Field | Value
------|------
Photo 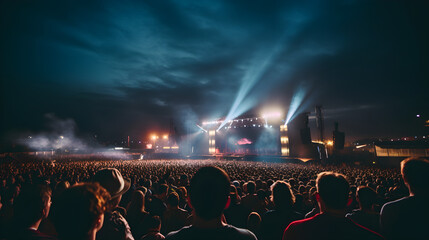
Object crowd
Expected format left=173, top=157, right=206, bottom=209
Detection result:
left=0, top=157, right=427, bottom=240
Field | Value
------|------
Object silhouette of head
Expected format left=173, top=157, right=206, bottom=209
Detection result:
left=189, top=166, right=230, bottom=220
left=54, top=183, right=110, bottom=240
left=401, top=157, right=429, bottom=196
left=316, top=172, right=350, bottom=210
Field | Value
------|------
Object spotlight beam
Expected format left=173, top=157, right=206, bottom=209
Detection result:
left=285, top=83, right=312, bottom=125
left=196, top=124, right=208, bottom=133
left=218, top=43, right=284, bottom=130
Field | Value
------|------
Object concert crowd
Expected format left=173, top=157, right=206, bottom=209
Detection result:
left=0, top=157, right=428, bottom=240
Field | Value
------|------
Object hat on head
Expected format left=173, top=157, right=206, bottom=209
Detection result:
left=92, top=168, right=130, bottom=199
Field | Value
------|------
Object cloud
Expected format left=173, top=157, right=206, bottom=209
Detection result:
left=2, top=0, right=428, bottom=141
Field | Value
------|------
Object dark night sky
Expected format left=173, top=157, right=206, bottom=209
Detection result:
left=1, top=0, right=428, bottom=144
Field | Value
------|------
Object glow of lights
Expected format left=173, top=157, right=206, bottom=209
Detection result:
left=202, top=120, right=223, bottom=125
left=285, top=83, right=310, bottom=125
left=151, top=135, right=157, bottom=140
left=217, top=45, right=283, bottom=131
left=60, top=136, right=64, bottom=139
left=147, top=144, right=153, bottom=149
left=261, top=111, right=282, bottom=119
left=281, top=147, right=289, bottom=156
left=237, top=138, right=252, bottom=145
left=196, top=124, right=208, bottom=132
left=355, top=144, right=367, bottom=149
left=163, top=135, right=168, bottom=140
left=417, top=114, right=420, bottom=118
left=326, top=140, right=333, bottom=146
left=281, top=137, right=289, bottom=144
left=163, top=146, right=171, bottom=149
left=209, top=147, right=216, bottom=154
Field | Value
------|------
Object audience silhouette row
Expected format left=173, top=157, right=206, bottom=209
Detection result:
left=0, top=157, right=428, bottom=239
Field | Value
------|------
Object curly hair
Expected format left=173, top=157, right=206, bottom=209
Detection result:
left=270, top=181, right=295, bottom=210
left=53, top=182, right=110, bottom=240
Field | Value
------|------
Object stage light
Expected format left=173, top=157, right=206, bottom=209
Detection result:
left=281, top=137, right=289, bottom=144
left=261, top=111, right=282, bottom=119
left=217, top=44, right=283, bottom=131
left=151, top=135, right=158, bottom=140
left=326, top=140, right=333, bottom=146
left=285, top=83, right=311, bottom=125
left=196, top=124, right=208, bottom=133
left=163, top=135, right=168, bottom=140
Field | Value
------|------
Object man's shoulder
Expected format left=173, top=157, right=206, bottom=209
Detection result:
left=283, top=216, right=316, bottom=240
left=381, top=196, right=411, bottom=214
left=284, top=214, right=383, bottom=240
left=166, top=225, right=256, bottom=240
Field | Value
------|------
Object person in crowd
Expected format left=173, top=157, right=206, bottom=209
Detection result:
left=0, top=185, right=20, bottom=231
left=224, top=185, right=248, bottom=228
left=292, top=193, right=306, bottom=215
left=92, top=168, right=134, bottom=240
left=241, top=181, right=259, bottom=213
left=304, top=191, right=319, bottom=219
left=53, top=183, right=109, bottom=240
left=247, top=212, right=261, bottom=239
left=126, top=190, right=150, bottom=239
left=140, top=215, right=165, bottom=240
left=282, top=172, right=383, bottom=240
left=8, top=183, right=55, bottom=240
left=346, top=186, right=379, bottom=233
left=260, top=181, right=303, bottom=240
left=162, top=192, right=190, bottom=235
left=147, top=184, right=168, bottom=219
left=175, top=187, right=189, bottom=211
left=380, top=158, right=429, bottom=240
left=165, top=166, right=257, bottom=240
left=254, top=190, right=268, bottom=217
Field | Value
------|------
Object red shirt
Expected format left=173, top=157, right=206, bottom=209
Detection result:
left=283, top=213, right=383, bottom=240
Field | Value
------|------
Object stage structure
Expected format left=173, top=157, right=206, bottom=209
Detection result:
left=200, top=114, right=285, bottom=156
left=196, top=111, right=327, bottom=160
